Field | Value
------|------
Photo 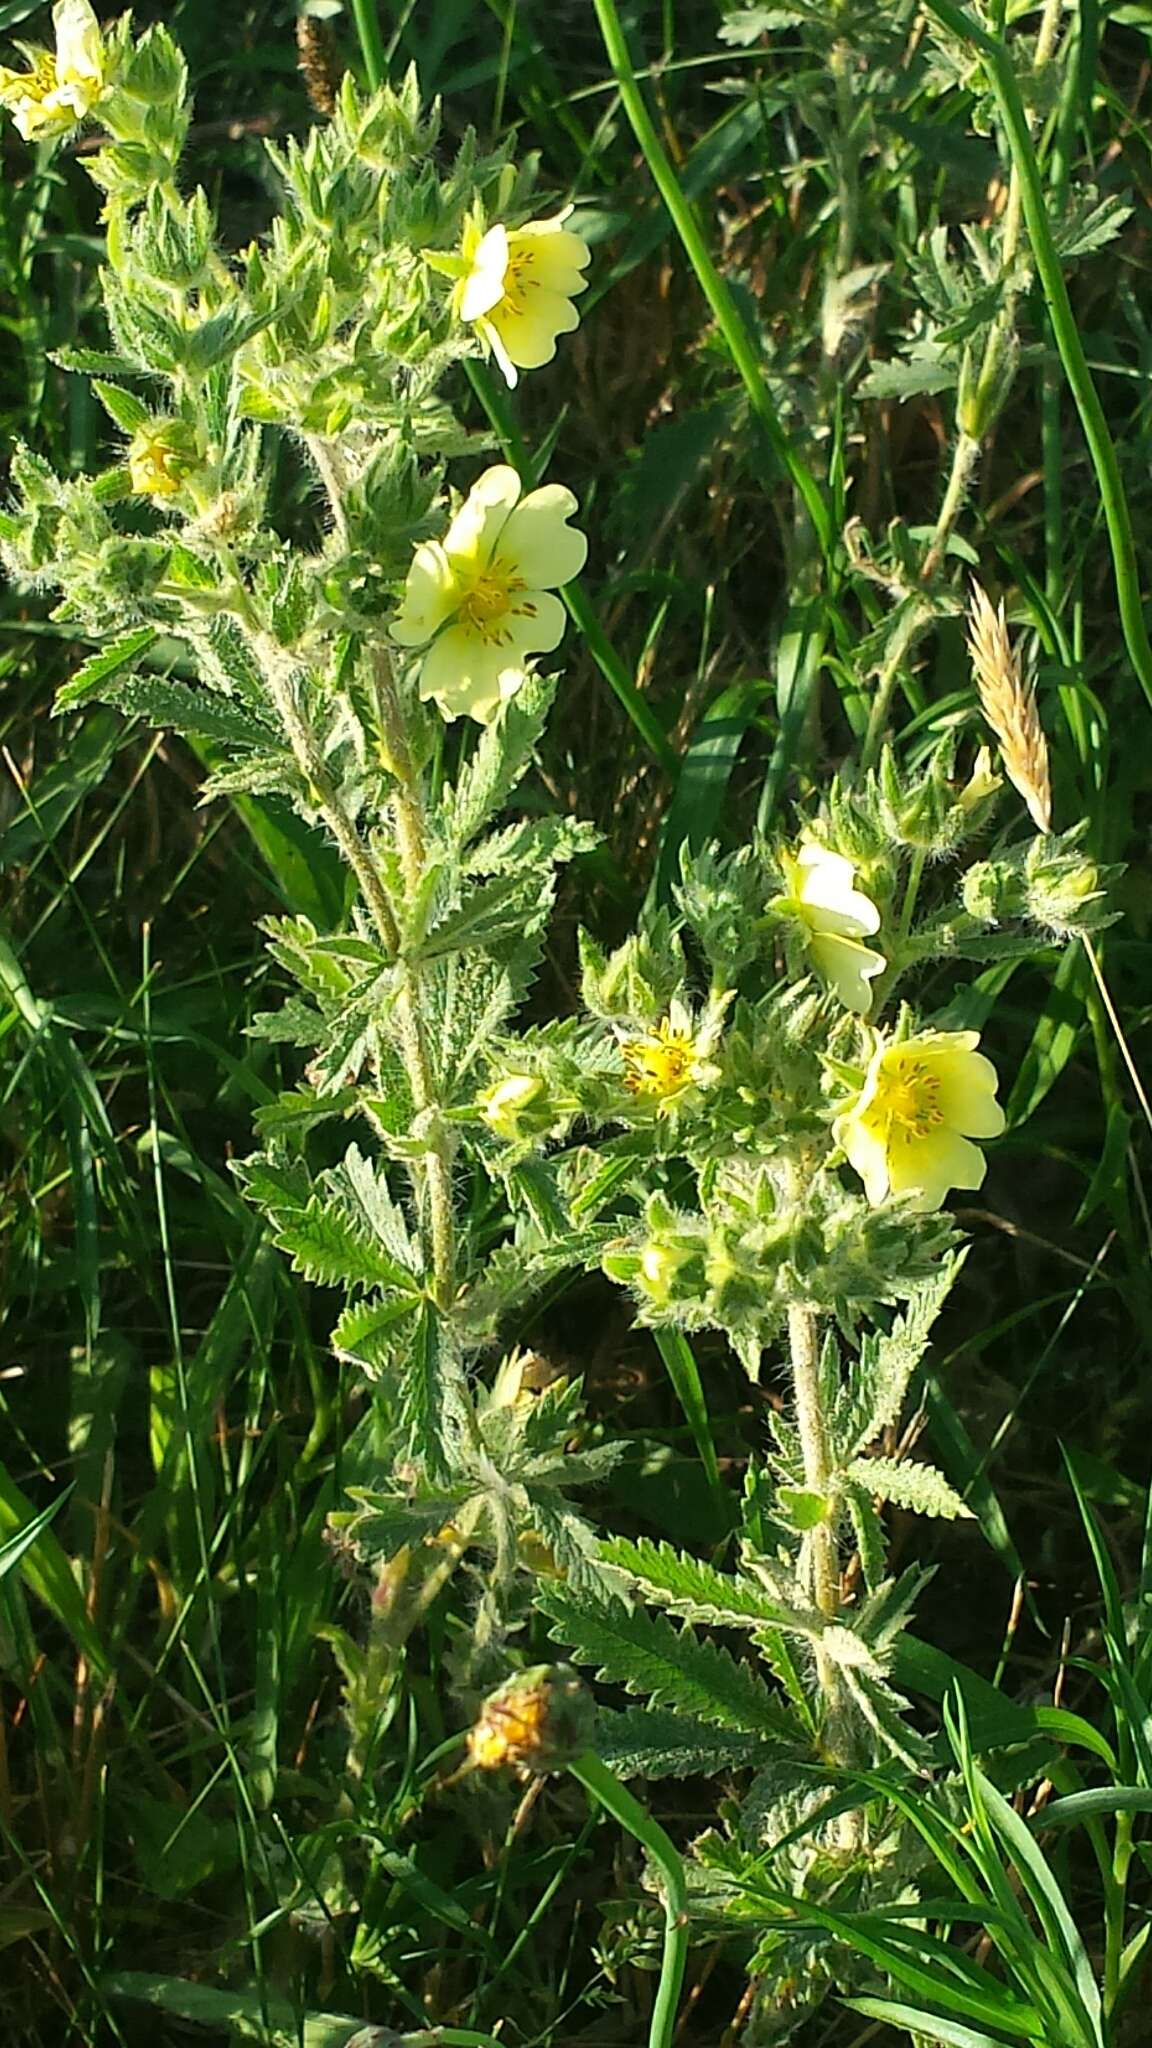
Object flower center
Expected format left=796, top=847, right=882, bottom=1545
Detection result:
left=622, top=1021, right=696, bottom=1100
left=879, top=1059, right=943, bottom=1138
left=457, top=558, right=528, bottom=640
left=498, top=247, right=536, bottom=314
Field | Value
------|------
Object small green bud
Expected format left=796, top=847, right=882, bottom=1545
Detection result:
left=480, top=1072, right=546, bottom=1143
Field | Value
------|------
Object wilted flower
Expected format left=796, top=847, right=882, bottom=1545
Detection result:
left=958, top=744, right=1002, bottom=814
left=469, top=1665, right=594, bottom=1773
left=391, top=464, right=586, bottom=724
left=779, top=842, right=886, bottom=1015
left=0, top=0, right=106, bottom=142
left=451, top=209, right=590, bottom=388
left=618, top=995, right=727, bottom=1115
left=833, top=1029, right=1005, bottom=1212
left=127, top=420, right=199, bottom=498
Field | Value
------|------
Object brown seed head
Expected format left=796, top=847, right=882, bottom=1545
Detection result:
left=967, top=583, right=1052, bottom=835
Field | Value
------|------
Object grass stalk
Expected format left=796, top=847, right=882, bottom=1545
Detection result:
left=567, top=1750, right=689, bottom=2048
left=590, top=0, right=833, bottom=556
left=348, top=0, right=387, bottom=91
left=921, top=0, right=1152, bottom=713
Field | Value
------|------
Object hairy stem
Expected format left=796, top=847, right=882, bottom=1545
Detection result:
left=567, top=1751, right=688, bottom=2048
left=254, top=632, right=400, bottom=952
left=787, top=1304, right=840, bottom=1624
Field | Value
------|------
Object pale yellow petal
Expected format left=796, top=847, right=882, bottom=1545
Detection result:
left=834, top=1108, right=892, bottom=1206
left=485, top=289, right=581, bottom=372
left=497, top=483, right=587, bottom=589
left=417, top=623, right=526, bottom=725
left=501, top=587, right=567, bottom=657
left=458, top=222, right=509, bottom=321
left=887, top=1128, right=987, bottom=1211
left=53, top=0, right=103, bottom=92
left=929, top=1049, right=1006, bottom=1138
left=510, top=218, right=591, bottom=296
left=796, top=843, right=881, bottom=939
left=808, top=931, right=886, bottom=1015
left=390, top=540, right=459, bottom=647
left=475, top=314, right=519, bottom=389
left=441, top=464, right=522, bottom=573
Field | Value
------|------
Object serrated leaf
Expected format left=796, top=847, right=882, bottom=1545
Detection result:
left=858, top=357, right=959, bottom=401
left=270, top=1194, right=419, bottom=1293
left=442, top=673, right=556, bottom=850
left=106, top=674, right=274, bottom=747
left=400, top=1303, right=470, bottom=1481
left=833, top=1257, right=962, bottom=1461
left=539, top=1582, right=801, bottom=1740
left=595, top=1706, right=769, bottom=1780
left=55, top=628, right=158, bottom=712
left=602, top=1535, right=820, bottom=1640
left=848, top=1456, right=973, bottom=1522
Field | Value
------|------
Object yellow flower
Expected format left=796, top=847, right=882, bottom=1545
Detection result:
left=127, top=421, right=198, bottom=498
left=391, top=464, right=587, bottom=725
left=781, top=841, right=886, bottom=1015
left=619, top=995, right=726, bottom=1115
left=452, top=209, right=590, bottom=389
left=0, top=0, right=105, bottom=141
left=833, top=1028, right=1005, bottom=1212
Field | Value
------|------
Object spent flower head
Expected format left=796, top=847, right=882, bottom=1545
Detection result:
left=469, top=1664, right=594, bottom=1773
left=391, top=464, right=586, bottom=724
left=449, top=209, right=590, bottom=388
left=777, top=841, right=886, bottom=1015
left=833, top=1027, right=1005, bottom=1212
left=0, top=0, right=106, bottom=141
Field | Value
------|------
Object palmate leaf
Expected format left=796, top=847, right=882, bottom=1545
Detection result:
left=833, top=1256, right=962, bottom=1461
left=602, top=1536, right=821, bottom=1642
left=538, top=1582, right=803, bottom=1742
left=848, top=1456, right=973, bottom=1522
left=596, top=1706, right=770, bottom=1780
left=442, top=672, right=556, bottom=850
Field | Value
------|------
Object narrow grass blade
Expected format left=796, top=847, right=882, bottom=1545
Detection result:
left=652, top=1327, right=723, bottom=1505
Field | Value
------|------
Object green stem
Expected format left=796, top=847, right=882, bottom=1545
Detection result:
left=787, top=1304, right=839, bottom=1627
left=1104, top=1811, right=1134, bottom=2015
left=921, top=0, right=1152, bottom=713
left=590, top=0, right=833, bottom=556
left=348, top=0, right=387, bottom=90
left=567, top=1751, right=689, bottom=2048
left=252, top=632, right=401, bottom=952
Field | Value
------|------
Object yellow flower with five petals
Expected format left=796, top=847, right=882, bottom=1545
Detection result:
left=391, top=464, right=587, bottom=725
left=833, top=1028, right=1005, bottom=1212
left=780, top=841, right=886, bottom=1015
left=451, top=209, right=590, bottom=389
left=0, top=0, right=106, bottom=142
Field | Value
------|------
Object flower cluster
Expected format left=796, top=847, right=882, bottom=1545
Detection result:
left=0, top=0, right=105, bottom=141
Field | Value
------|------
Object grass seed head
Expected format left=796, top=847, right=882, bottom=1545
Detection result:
left=967, top=583, right=1052, bottom=835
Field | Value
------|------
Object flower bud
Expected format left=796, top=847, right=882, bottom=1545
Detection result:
left=127, top=419, right=199, bottom=498
left=1025, top=839, right=1110, bottom=937
left=469, top=1664, right=595, bottom=1774
left=480, top=1072, right=546, bottom=1142
left=637, top=1238, right=692, bottom=1307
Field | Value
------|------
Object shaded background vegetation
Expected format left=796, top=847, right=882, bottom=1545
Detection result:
left=2, top=0, right=1152, bottom=2041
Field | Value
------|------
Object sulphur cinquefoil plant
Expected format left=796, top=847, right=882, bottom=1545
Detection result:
left=0, top=6, right=1120, bottom=2043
